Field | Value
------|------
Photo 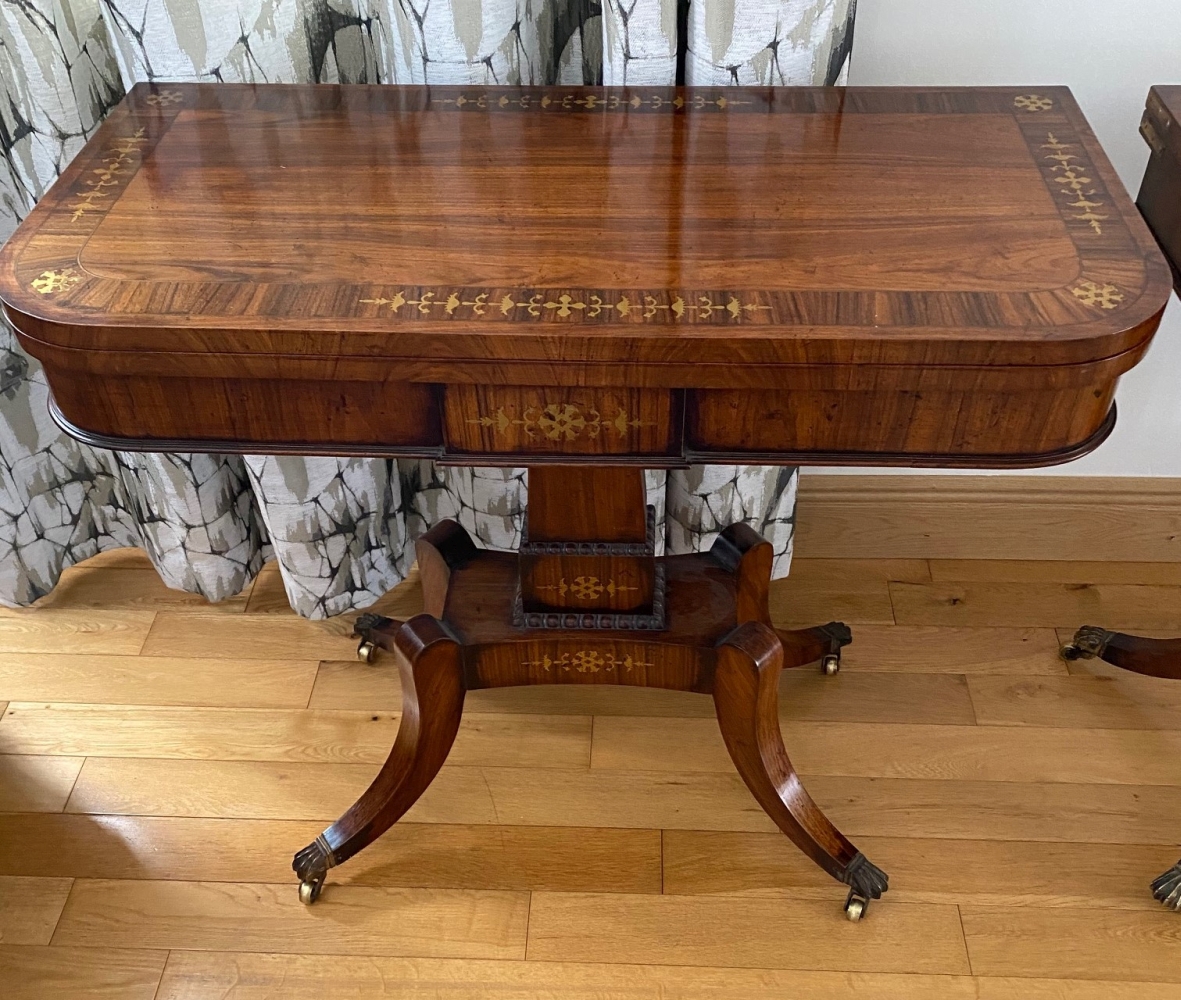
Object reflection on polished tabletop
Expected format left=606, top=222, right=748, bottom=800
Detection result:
left=0, top=83, right=1170, bottom=465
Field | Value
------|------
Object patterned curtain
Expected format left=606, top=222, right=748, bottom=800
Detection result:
left=0, top=0, right=856, bottom=618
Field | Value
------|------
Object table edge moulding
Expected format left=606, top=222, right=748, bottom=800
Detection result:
left=0, top=82, right=1172, bottom=921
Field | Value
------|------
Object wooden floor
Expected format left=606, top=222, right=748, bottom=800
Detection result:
left=2, top=549, right=1181, bottom=998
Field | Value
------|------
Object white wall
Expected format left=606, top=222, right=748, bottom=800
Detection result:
left=829, top=0, right=1181, bottom=476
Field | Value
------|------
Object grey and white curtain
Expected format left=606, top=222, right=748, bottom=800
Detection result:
left=0, top=0, right=855, bottom=618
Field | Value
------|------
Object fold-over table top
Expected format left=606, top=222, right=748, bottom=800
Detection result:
left=0, top=83, right=1170, bottom=371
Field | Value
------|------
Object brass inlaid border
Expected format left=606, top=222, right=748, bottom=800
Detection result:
left=145, top=89, right=184, bottom=107
left=536, top=576, right=640, bottom=601
left=360, top=290, right=771, bottom=322
left=432, top=91, right=749, bottom=112
left=467, top=402, right=655, bottom=441
left=522, top=649, right=656, bottom=674
left=1014, top=94, right=1054, bottom=113
left=1042, top=132, right=1108, bottom=235
left=69, top=128, right=149, bottom=222
left=1071, top=280, right=1124, bottom=310
left=21, top=88, right=1147, bottom=327
left=31, top=268, right=81, bottom=295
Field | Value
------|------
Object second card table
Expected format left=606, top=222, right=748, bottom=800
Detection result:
left=0, top=83, right=1171, bottom=920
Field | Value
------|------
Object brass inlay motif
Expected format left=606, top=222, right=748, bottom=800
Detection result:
left=145, top=89, right=183, bottom=106
left=361, top=290, right=771, bottom=323
left=1042, top=133, right=1107, bottom=235
left=537, top=576, right=640, bottom=601
left=432, top=92, right=748, bottom=111
left=1071, top=280, right=1124, bottom=310
left=69, top=128, right=148, bottom=222
left=31, top=268, right=81, bottom=294
left=1015, top=95, right=1053, bottom=112
left=523, top=650, right=655, bottom=674
left=468, top=402, right=654, bottom=442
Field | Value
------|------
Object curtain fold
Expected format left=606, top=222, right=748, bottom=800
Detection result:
left=0, top=0, right=855, bottom=616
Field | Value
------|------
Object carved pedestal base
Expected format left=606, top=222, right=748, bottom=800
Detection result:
left=1063, top=625, right=1181, bottom=910
left=295, top=502, right=888, bottom=919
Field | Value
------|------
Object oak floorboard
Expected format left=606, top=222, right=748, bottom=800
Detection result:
left=661, top=830, right=1180, bottom=909
left=0, top=703, right=592, bottom=768
left=248, top=562, right=427, bottom=619
left=63, top=758, right=764, bottom=829
left=783, top=559, right=933, bottom=586
left=241, top=561, right=294, bottom=615
left=767, top=571, right=895, bottom=627
left=891, top=581, right=1181, bottom=630
left=838, top=625, right=1066, bottom=675
left=311, top=658, right=720, bottom=716
left=75, top=548, right=154, bottom=569
left=590, top=717, right=1181, bottom=785
left=525, top=892, right=970, bottom=974
left=0, top=876, right=73, bottom=944
left=141, top=612, right=357, bottom=660
left=968, top=673, right=1181, bottom=729
left=0, top=814, right=662, bottom=893
left=794, top=476, right=1181, bottom=564
left=246, top=562, right=425, bottom=619
left=0, top=945, right=166, bottom=1000
left=0, top=609, right=154, bottom=655
left=0, top=653, right=319, bottom=709
left=62, top=759, right=1181, bottom=843
left=52, top=879, right=529, bottom=960
left=34, top=566, right=247, bottom=612
left=930, top=560, right=1181, bottom=585
left=311, top=659, right=976, bottom=725
left=961, top=906, right=1181, bottom=983
left=64, top=758, right=393, bottom=822
left=0, top=754, right=84, bottom=812
left=151, top=952, right=1181, bottom=1000
left=973, top=981, right=1181, bottom=1000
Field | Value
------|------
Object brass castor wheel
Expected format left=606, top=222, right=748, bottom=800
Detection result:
left=841, top=854, right=886, bottom=920
left=299, top=874, right=325, bottom=905
left=844, top=893, right=866, bottom=921
left=822, top=653, right=840, bottom=676
left=357, top=639, right=377, bottom=663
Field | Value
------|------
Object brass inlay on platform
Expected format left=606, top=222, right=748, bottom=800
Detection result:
left=360, top=290, right=771, bottom=323
left=1015, top=95, right=1053, bottom=112
left=468, top=402, right=654, bottom=442
left=537, top=576, right=640, bottom=601
left=31, top=268, right=81, bottom=294
left=523, top=650, right=655, bottom=674
left=69, top=128, right=148, bottom=222
left=1071, top=280, right=1124, bottom=310
left=1042, top=133, right=1107, bottom=235
left=432, top=92, right=748, bottom=112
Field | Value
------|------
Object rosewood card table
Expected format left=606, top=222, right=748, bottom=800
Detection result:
left=0, top=83, right=1171, bottom=921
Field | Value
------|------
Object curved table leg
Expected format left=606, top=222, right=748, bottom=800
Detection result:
left=1153, top=863, right=1181, bottom=911
left=1062, top=626, right=1181, bottom=680
left=350, top=518, right=477, bottom=663
left=775, top=622, right=853, bottom=676
left=1063, top=625, right=1181, bottom=909
left=714, top=620, right=888, bottom=919
left=292, top=614, right=465, bottom=903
